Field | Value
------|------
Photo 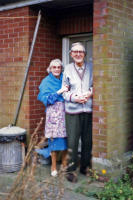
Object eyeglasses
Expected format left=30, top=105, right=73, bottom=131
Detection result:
left=52, top=66, right=61, bottom=69
left=71, top=50, right=85, bottom=54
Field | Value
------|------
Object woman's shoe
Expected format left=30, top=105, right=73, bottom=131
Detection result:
left=51, top=170, right=58, bottom=177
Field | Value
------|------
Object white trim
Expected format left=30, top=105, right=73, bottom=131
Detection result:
left=62, top=37, right=69, bottom=66
left=67, top=33, right=92, bottom=39
left=0, top=0, right=53, bottom=12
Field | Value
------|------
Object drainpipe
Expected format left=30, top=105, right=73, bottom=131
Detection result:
left=12, top=10, right=41, bottom=126
left=0, top=0, right=53, bottom=11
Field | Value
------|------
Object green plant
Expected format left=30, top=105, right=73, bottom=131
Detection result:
left=97, top=174, right=133, bottom=200
left=75, top=186, right=98, bottom=198
left=89, top=169, right=99, bottom=181
left=126, top=164, right=133, bottom=185
left=88, top=168, right=109, bottom=183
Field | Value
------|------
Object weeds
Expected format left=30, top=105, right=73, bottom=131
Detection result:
left=97, top=174, right=133, bottom=200
left=2, top=117, right=65, bottom=200
left=96, top=154, right=133, bottom=200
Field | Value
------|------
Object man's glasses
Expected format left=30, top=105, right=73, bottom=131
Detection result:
left=71, top=50, right=85, bottom=54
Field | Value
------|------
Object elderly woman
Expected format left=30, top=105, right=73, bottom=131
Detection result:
left=36, top=59, right=68, bottom=177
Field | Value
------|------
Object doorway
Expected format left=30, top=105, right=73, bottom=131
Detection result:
left=62, top=33, right=93, bottom=153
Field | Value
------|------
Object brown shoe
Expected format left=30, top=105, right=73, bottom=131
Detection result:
left=66, top=172, right=78, bottom=183
left=80, top=167, right=92, bottom=176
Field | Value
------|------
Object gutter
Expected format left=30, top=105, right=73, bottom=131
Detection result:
left=0, top=0, right=53, bottom=12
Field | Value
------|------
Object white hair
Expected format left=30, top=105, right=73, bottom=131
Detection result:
left=47, top=59, right=63, bottom=73
left=70, top=42, right=85, bottom=52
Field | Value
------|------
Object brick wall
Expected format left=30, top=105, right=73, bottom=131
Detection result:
left=0, top=7, right=30, bottom=130
left=1, top=1, right=132, bottom=160
left=0, top=7, right=62, bottom=135
left=93, top=0, right=133, bottom=159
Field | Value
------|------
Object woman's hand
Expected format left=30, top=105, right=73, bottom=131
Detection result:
left=57, top=85, right=69, bottom=95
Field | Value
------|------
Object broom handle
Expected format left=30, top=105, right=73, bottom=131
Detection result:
left=12, top=10, right=41, bottom=126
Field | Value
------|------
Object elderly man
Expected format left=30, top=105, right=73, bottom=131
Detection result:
left=62, top=42, right=93, bottom=182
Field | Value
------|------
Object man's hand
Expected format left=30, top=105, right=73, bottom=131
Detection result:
left=82, top=90, right=93, bottom=100
left=74, top=95, right=87, bottom=104
left=74, top=89, right=93, bottom=104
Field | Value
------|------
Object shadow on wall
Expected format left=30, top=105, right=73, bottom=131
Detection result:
left=124, top=42, right=133, bottom=152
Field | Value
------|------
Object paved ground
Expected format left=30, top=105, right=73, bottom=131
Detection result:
left=0, top=160, right=103, bottom=200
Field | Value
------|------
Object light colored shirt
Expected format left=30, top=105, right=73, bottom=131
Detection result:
left=75, top=63, right=85, bottom=74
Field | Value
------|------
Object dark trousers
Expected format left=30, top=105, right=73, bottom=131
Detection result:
left=65, top=112, right=92, bottom=172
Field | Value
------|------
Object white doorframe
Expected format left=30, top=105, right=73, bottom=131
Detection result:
left=62, top=37, right=69, bottom=66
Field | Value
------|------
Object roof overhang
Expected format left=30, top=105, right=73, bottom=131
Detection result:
left=0, top=0, right=53, bottom=11
left=0, top=0, right=93, bottom=12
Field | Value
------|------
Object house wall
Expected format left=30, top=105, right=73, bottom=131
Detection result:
left=93, top=0, right=133, bottom=160
left=2, top=0, right=133, bottom=163
left=0, top=7, right=30, bottom=130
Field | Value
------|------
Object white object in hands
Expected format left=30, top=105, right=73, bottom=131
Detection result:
left=74, top=88, right=93, bottom=103
left=74, top=94, right=86, bottom=103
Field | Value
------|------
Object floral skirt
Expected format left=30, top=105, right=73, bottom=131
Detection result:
left=45, top=102, right=67, bottom=138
